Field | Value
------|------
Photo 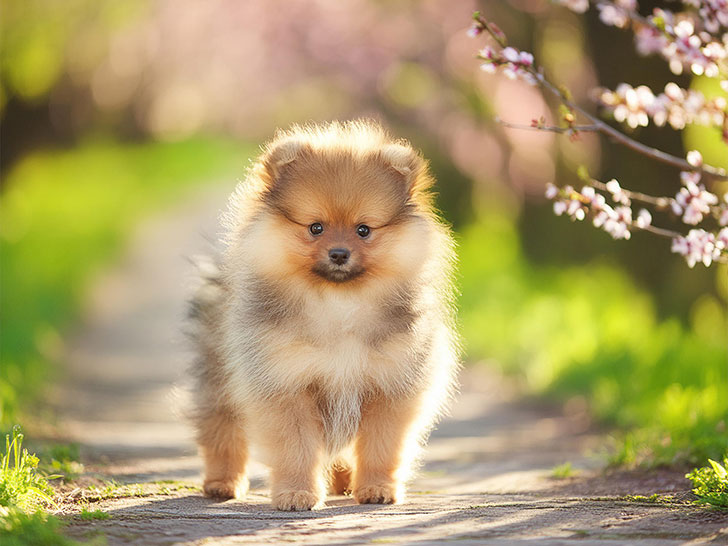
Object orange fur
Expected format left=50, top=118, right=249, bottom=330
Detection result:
left=190, top=120, right=460, bottom=511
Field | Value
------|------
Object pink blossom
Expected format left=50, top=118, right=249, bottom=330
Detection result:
left=686, top=150, right=703, bottom=167
left=698, top=0, right=728, bottom=33
left=596, top=1, right=638, bottom=29
left=604, top=206, right=633, bottom=240
left=545, top=183, right=559, bottom=199
left=671, top=229, right=724, bottom=267
left=596, top=82, right=727, bottom=132
left=673, top=172, right=719, bottom=225
left=467, top=23, right=483, bottom=38
left=555, top=0, right=589, bottom=13
left=635, top=209, right=652, bottom=229
left=718, top=227, right=728, bottom=249
left=606, top=178, right=630, bottom=205
left=720, top=194, right=728, bottom=226
left=502, top=47, right=520, bottom=63
left=477, top=45, right=538, bottom=86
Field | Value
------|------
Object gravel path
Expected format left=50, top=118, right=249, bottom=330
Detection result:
left=55, top=182, right=728, bottom=545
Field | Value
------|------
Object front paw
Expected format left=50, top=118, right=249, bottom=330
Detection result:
left=272, top=489, right=320, bottom=511
left=203, top=477, right=248, bottom=499
left=353, top=483, right=399, bottom=504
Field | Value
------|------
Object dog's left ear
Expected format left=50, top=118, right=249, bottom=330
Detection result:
left=378, top=143, right=432, bottom=193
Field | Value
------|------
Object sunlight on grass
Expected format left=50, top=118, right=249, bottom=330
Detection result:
left=0, top=137, right=253, bottom=427
left=686, top=456, right=728, bottom=509
left=0, top=427, right=55, bottom=513
left=77, top=508, right=110, bottom=522
left=550, top=462, right=577, bottom=479
left=458, top=212, right=728, bottom=466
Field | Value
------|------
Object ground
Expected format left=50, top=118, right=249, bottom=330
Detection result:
left=50, top=182, right=727, bottom=545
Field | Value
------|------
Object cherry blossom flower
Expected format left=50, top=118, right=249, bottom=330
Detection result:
left=467, top=23, right=483, bottom=38
left=555, top=0, right=589, bottom=13
left=606, top=179, right=630, bottom=205
left=597, top=0, right=636, bottom=29
left=686, top=150, right=703, bottom=167
left=720, top=194, right=728, bottom=226
left=719, top=226, right=728, bottom=248
left=556, top=1, right=728, bottom=78
left=671, top=228, right=725, bottom=267
left=596, top=83, right=727, bottom=133
left=673, top=170, right=720, bottom=225
left=635, top=209, right=652, bottom=229
left=470, top=6, right=728, bottom=268
left=476, top=45, right=537, bottom=85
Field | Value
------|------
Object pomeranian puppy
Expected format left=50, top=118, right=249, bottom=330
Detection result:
left=189, top=120, right=459, bottom=511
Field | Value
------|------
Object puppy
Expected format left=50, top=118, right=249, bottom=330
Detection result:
left=190, top=120, right=459, bottom=510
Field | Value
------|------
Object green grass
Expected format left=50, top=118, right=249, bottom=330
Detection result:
left=458, top=212, right=728, bottom=467
left=0, top=427, right=55, bottom=513
left=77, top=508, right=110, bottom=521
left=620, top=493, right=677, bottom=504
left=0, top=509, right=79, bottom=546
left=39, top=443, right=83, bottom=483
left=550, top=462, right=577, bottom=479
left=686, top=456, right=728, bottom=508
left=0, top=137, right=252, bottom=427
left=0, top=427, right=78, bottom=546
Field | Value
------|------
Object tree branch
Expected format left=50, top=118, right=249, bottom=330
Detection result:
left=472, top=13, right=728, bottom=181
left=496, top=118, right=600, bottom=134
left=532, top=70, right=728, bottom=180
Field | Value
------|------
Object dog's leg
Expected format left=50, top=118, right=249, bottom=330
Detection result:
left=352, top=395, right=420, bottom=504
left=198, top=407, right=249, bottom=499
left=257, top=393, right=326, bottom=511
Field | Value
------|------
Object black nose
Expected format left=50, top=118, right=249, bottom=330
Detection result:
left=328, top=248, right=350, bottom=265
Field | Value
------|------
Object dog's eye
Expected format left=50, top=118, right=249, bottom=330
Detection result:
left=356, top=225, right=371, bottom=238
left=309, top=223, right=324, bottom=236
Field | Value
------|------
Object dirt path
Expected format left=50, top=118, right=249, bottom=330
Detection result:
left=54, top=182, right=728, bottom=545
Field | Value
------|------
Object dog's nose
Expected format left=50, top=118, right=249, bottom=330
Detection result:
left=328, top=248, right=350, bottom=265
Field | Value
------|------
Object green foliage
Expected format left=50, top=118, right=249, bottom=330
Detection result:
left=621, top=493, right=677, bottom=504
left=0, top=138, right=251, bottom=427
left=458, top=212, right=728, bottom=466
left=686, top=456, right=728, bottom=508
left=0, top=508, right=77, bottom=546
left=40, top=444, right=83, bottom=483
left=0, top=0, right=147, bottom=103
left=0, top=427, right=55, bottom=513
left=77, top=508, right=110, bottom=521
left=550, top=462, right=577, bottom=478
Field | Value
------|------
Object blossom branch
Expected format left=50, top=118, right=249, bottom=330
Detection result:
left=558, top=0, right=728, bottom=77
left=496, top=117, right=600, bottom=134
left=472, top=12, right=728, bottom=180
left=587, top=178, right=670, bottom=208
left=469, top=7, right=728, bottom=268
left=546, top=181, right=728, bottom=266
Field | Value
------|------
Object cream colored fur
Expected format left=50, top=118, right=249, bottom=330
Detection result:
left=190, top=120, right=459, bottom=511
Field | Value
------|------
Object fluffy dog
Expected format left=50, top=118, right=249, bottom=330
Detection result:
left=190, top=120, right=459, bottom=510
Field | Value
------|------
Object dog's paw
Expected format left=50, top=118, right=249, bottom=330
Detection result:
left=272, top=489, right=320, bottom=511
left=203, top=478, right=248, bottom=499
left=353, top=483, right=399, bottom=504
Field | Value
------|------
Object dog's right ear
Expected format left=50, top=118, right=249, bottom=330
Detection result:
left=262, top=137, right=309, bottom=184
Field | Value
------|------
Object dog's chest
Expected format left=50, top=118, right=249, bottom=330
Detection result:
left=305, top=292, right=373, bottom=335
left=299, top=292, right=389, bottom=380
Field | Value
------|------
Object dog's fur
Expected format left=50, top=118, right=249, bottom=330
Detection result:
left=190, top=120, right=459, bottom=511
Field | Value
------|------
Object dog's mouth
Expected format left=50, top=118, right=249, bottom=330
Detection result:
left=311, top=263, right=365, bottom=283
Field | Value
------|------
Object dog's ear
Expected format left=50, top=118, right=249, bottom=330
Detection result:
left=262, top=137, right=309, bottom=183
left=378, top=143, right=432, bottom=193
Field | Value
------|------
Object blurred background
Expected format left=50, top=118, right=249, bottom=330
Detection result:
left=1, top=0, right=726, bottom=467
